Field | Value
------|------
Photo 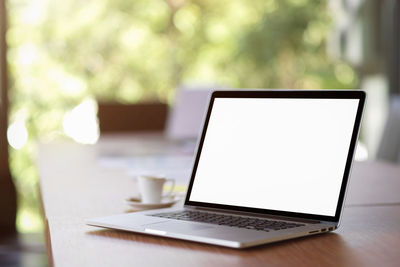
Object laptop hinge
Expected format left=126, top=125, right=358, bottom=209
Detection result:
left=183, top=205, right=322, bottom=224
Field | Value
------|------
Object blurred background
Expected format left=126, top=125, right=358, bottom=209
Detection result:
left=0, top=0, right=399, bottom=264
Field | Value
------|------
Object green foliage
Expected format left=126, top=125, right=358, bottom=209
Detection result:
left=6, top=0, right=358, bottom=232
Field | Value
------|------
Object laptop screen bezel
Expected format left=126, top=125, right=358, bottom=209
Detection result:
left=184, top=90, right=366, bottom=223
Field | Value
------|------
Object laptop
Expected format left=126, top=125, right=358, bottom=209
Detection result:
left=87, top=90, right=366, bottom=248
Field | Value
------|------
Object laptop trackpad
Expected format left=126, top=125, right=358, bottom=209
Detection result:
left=144, top=220, right=267, bottom=243
left=145, top=221, right=215, bottom=233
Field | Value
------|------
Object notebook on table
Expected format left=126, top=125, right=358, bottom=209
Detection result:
left=87, top=90, right=366, bottom=248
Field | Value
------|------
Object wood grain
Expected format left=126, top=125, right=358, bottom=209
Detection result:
left=37, top=138, right=400, bottom=267
left=46, top=206, right=400, bottom=267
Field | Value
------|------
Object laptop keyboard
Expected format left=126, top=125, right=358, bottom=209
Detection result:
left=150, top=210, right=305, bottom=232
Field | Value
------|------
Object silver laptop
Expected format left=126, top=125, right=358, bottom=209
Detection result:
left=87, top=90, right=366, bottom=248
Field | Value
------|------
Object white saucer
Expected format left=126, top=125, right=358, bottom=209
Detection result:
left=125, top=195, right=181, bottom=210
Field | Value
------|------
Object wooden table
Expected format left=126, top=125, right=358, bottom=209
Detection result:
left=37, top=137, right=400, bottom=267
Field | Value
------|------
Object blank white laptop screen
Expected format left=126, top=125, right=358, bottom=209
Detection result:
left=189, top=98, right=360, bottom=216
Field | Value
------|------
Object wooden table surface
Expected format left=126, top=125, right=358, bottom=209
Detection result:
left=37, top=137, right=400, bottom=267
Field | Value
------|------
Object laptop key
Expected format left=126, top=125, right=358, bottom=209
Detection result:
left=150, top=211, right=305, bottom=232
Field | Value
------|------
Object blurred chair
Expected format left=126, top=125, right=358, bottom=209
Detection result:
left=166, top=85, right=215, bottom=140
left=97, top=102, right=168, bottom=133
left=376, top=95, right=400, bottom=163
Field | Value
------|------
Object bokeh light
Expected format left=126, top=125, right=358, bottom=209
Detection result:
left=63, top=99, right=99, bottom=144
left=7, top=121, right=28, bottom=150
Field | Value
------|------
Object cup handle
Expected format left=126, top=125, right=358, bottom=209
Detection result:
left=163, top=178, right=175, bottom=198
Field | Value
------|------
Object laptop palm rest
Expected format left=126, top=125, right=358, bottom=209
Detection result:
left=144, top=220, right=270, bottom=242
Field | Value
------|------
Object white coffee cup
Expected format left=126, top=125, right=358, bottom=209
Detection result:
left=137, top=175, right=175, bottom=204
